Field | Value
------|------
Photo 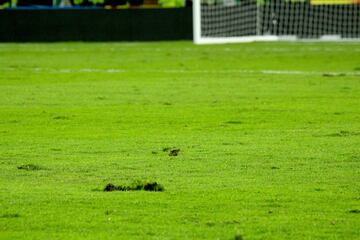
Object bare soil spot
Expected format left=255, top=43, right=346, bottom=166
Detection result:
left=104, top=181, right=164, bottom=192
left=163, top=147, right=180, bottom=156
left=104, top=183, right=118, bottom=192
left=144, top=182, right=164, bottom=191
left=169, top=148, right=180, bottom=156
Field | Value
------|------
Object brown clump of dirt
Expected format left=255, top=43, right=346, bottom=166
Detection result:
left=104, top=183, right=118, bottom=192
left=143, top=182, right=164, bottom=191
left=162, top=147, right=180, bottom=156
left=103, top=181, right=164, bottom=192
left=169, top=148, right=180, bottom=156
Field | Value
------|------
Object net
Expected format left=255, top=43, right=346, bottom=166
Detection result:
left=193, top=0, right=360, bottom=43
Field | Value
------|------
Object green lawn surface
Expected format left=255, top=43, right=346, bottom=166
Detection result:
left=0, top=42, right=359, bottom=239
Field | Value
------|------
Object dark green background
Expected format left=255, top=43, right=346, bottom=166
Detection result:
left=0, top=8, right=193, bottom=42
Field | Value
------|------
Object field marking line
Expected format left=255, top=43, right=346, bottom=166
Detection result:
left=1, top=67, right=359, bottom=76
left=1, top=45, right=359, bottom=53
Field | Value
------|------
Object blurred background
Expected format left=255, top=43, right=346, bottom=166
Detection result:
left=0, top=0, right=191, bottom=8
left=0, top=0, right=194, bottom=42
left=0, top=0, right=358, bottom=42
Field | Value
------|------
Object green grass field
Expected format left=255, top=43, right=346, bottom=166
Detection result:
left=0, top=42, right=360, bottom=239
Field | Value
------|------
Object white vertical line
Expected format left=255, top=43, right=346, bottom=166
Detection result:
left=193, top=0, right=202, bottom=44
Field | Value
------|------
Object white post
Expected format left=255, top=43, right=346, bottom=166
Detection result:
left=256, top=3, right=261, bottom=36
left=193, top=0, right=202, bottom=44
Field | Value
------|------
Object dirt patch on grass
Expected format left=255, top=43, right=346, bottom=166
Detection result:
left=104, top=183, right=118, bottom=192
left=17, top=164, right=43, bottom=171
left=163, top=147, right=180, bottom=156
left=143, top=182, right=164, bottom=191
left=104, top=180, right=164, bottom=192
left=169, top=148, right=180, bottom=156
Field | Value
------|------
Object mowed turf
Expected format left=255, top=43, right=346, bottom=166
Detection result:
left=0, top=42, right=359, bottom=239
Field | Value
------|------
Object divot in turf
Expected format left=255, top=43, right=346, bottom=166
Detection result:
left=349, top=209, right=360, bottom=214
left=163, top=147, right=180, bottom=156
left=17, top=164, right=43, bottom=171
left=104, top=181, right=164, bottom=192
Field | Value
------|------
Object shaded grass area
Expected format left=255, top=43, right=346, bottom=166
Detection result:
left=0, top=42, right=360, bottom=239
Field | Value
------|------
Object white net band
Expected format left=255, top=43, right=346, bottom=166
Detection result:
left=194, top=0, right=360, bottom=43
